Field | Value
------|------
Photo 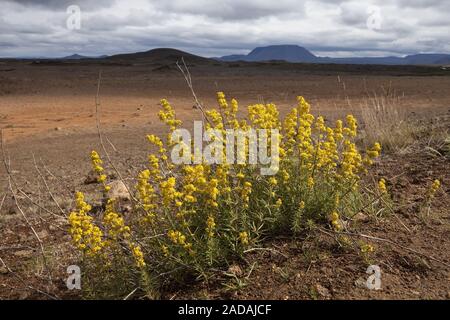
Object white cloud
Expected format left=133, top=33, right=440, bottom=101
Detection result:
left=0, top=0, right=448, bottom=58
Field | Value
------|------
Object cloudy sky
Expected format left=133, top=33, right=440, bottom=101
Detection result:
left=1, top=0, right=449, bottom=58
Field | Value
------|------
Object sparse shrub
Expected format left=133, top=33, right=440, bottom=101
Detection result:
left=68, top=93, right=382, bottom=298
left=360, top=93, right=416, bottom=152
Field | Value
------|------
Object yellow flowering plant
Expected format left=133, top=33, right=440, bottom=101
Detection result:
left=68, top=93, right=383, bottom=298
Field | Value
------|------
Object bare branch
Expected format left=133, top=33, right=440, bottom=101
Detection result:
left=32, top=153, right=66, bottom=216
left=1, top=129, right=53, bottom=284
left=176, top=57, right=213, bottom=127
left=94, top=71, right=139, bottom=203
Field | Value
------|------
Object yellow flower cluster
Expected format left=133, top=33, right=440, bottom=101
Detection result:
left=147, top=134, right=167, bottom=160
left=296, top=96, right=315, bottom=163
left=71, top=92, right=387, bottom=291
left=206, top=215, right=216, bottom=237
left=103, top=199, right=146, bottom=268
left=241, top=181, right=252, bottom=207
left=131, top=244, right=146, bottom=268
left=147, top=154, right=162, bottom=181
left=365, top=142, right=382, bottom=166
left=329, top=211, right=343, bottom=231
left=103, top=199, right=130, bottom=240
left=217, top=92, right=239, bottom=129
left=428, top=179, right=441, bottom=197
left=360, top=243, right=375, bottom=253
left=181, top=164, right=221, bottom=207
left=137, top=169, right=157, bottom=220
left=91, top=150, right=109, bottom=191
left=248, top=103, right=280, bottom=129
left=160, top=177, right=182, bottom=206
left=158, top=99, right=182, bottom=145
left=168, top=230, right=192, bottom=252
left=239, top=231, right=249, bottom=245
left=343, top=115, right=357, bottom=137
left=378, top=178, right=387, bottom=194
left=68, top=192, right=104, bottom=256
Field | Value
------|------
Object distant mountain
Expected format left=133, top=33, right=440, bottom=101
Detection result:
left=107, top=48, right=213, bottom=64
left=61, top=54, right=108, bottom=60
left=221, top=45, right=317, bottom=63
left=219, top=45, right=450, bottom=66
left=9, top=46, right=450, bottom=66
left=219, top=54, right=248, bottom=62
left=249, top=45, right=317, bottom=62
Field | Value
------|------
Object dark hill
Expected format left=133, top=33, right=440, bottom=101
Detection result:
left=107, top=48, right=213, bottom=64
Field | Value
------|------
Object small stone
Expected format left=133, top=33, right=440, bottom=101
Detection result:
left=353, top=212, right=369, bottom=223
left=0, top=266, right=8, bottom=274
left=106, top=180, right=131, bottom=201
left=54, top=127, right=62, bottom=131
left=315, top=284, right=331, bottom=298
left=37, top=230, right=49, bottom=240
left=227, top=265, right=243, bottom=276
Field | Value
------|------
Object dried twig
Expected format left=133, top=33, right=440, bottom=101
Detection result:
left=0, top=193, right=6, bottom=214
left=32, top=153, right=66, bottom=216
left=243, top=247, right=288, bottom=258
left=1, top=129, right=53, bottom=283
left=123, top=287, right=139, bottom=300
left=176, top=57, right=212, bottom=127
left=94, top=71, right=139, bottom=203
left=40, top=157, right=74, bottom=199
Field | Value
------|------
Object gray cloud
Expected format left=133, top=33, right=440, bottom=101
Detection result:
left=0, top=0, right=449, bottom=58
left=152, top=0, right=304, bottom=20
left=9, top=0, right=117, bottom=10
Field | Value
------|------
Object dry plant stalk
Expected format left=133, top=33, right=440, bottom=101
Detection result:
left=360, top=91, right=415, bottom=152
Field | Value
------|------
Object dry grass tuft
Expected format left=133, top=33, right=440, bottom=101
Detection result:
left=360, top=92, right=418, bottom=152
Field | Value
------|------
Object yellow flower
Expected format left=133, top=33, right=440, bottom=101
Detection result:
left=329, top=211, right=342, bottom=231
left=343, top=115, right=357, bottom=137
left=360, top=243, right=374, bottom=254
left=103, top=199, right=130, bottom=240
left=307, top=177, right=314, bottom=188
left=428, top=179, right=441, bottom=197
left=206, top=215, right=216, bottom=237
left=378, top=178, right=387, bottom=194
left=90, top=150, right=109, bottom=190
left=131, top=244, right=146, bottom=268
left=269, top=177, right=278, bottom=186
left=161, top=245, right=169, bottom=257
left=160, top=177, right=180, bottom=206
left=239, top=231, right=249, bottom=245
left=68, top=192, right=105, bottom=256
left=158, top=99, right=182, bottom=145
left=275, top=198, right=282, bottom=208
